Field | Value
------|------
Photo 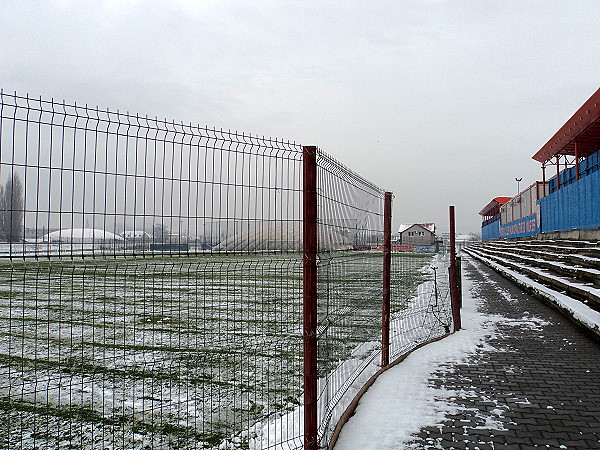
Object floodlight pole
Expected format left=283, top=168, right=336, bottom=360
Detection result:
left=542, top=164, right=546, bottom=185
left=303, top=146, right=318, bottom=450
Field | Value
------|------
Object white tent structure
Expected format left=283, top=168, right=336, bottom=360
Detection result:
left=213, top=222, right=351, bottom=252
left=44, top=228, right=124, bottom=244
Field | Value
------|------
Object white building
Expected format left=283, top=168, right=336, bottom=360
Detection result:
left=397, top=223, right=436, bottom=246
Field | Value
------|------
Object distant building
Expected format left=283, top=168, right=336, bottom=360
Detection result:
left=42, top=228, right=124, bottom=253
left=398, top=223, right=436, bottom=246
left=441, top=232, right=476, bottom=248
left=121, top=230, right=151, bottom=250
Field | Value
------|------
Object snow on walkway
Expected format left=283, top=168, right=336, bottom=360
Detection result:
left=333, top=257, right=536, bottom=449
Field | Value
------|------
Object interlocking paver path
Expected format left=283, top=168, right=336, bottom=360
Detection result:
left=407, top=255, right=600, bottom=449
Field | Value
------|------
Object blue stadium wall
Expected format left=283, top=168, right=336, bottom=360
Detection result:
left=482, top=219, right=500, bottom=240
left=539, top=167, right=600, bottom=233
left=482, top=215, right=539, bottom=240
left=482, top=150, right=600, bottom=239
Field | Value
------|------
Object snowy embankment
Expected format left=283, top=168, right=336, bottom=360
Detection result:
left=464, top=247, right=600, bottom=338
left=333, top=256, right=557, bottom=449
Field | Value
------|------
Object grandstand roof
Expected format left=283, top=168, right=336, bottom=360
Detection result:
left=479, top=197, right=512, bottom=217
left=533, top=87, right=600, bottom=163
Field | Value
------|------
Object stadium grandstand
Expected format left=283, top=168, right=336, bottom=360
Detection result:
left=480, top=87, right=600, bottom=240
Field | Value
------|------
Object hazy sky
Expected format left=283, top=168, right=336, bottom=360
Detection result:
left=1, top=0, right=598, bottom=233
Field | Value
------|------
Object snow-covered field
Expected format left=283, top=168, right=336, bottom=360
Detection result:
left=0, top=252, right=436, bottom=449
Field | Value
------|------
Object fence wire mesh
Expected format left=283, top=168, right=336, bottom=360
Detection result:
left=314, top=152, right=385, bottom=445
left=388, top=254, right=452, bottom=362
left=313, top=153, right=452, bottom=447
left=0, top=90, right=453, bottom=450
left=0, top=90, right=307, bottom=449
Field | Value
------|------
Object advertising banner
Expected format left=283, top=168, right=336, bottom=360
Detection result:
left=499, top=214, right=539, bottom=239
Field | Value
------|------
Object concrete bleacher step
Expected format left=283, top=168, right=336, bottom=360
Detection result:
left=465, top=244, right=600, bottom=312
left=505, top=240, right=600, bottom=260
left=479, top=241, right=600, bottom=287
left=485, top=238, right=600, bottom=254
left=474, top=242, right=600, bottom=287
left=462, top=247, right=600, bottom=339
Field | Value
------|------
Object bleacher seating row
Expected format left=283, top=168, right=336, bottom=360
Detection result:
left=463, top=239, right=600, bottom=337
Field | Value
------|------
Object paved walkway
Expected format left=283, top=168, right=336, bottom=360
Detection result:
left=336, top=255, right=600, bottom=449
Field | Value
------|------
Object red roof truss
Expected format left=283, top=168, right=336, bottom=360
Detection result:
left=533, top=88, right=600, bottom=164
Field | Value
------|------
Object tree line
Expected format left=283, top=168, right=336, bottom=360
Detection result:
left=0, top=173, right=24, bottom=242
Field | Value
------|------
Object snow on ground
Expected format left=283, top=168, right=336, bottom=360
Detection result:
left=333, top=257, right=546, bottom=450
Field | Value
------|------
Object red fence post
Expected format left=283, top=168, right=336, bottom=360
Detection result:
left=575, top=141, right=580, bottom=180
left=449, top=205, right=461, bottom=331
left=556, top=155, right=561, bottom=190
left=381, top=192, right=392, bottom=367
left=303, top=146, right=318, bottom=450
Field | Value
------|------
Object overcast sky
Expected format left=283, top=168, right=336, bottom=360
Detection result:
left=1, top=0, right=598, bottom=233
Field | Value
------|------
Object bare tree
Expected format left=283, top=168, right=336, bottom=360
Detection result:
left=0, top=173, right=24, bottom=242
left=152, top=223, right=169, bottom=243
left=468, top=232, right=482, bottom=242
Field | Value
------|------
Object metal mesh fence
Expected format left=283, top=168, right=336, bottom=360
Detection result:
left=0, top=257, right=306, bottom=448
left=0, top=91, right=303, bottom=257
left=388, top=253, right=452, bottom=361
left=313, top=153, right=452, bottom=447
left=314, top=152, right=385, bottom=444
left=0, top=91, right=306, bottom=449
left=0, top=90, right=454, bottom=450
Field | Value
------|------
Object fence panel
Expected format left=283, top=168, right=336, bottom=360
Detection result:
left=0, top=90, right=453, bottom=449
left=312, top=152, right=452, bottom=447
left=0, top=91, right=306, bottom=449
left=313, top=151, right=385, bottom=446
left=389, top=253, right=451, bottom=361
